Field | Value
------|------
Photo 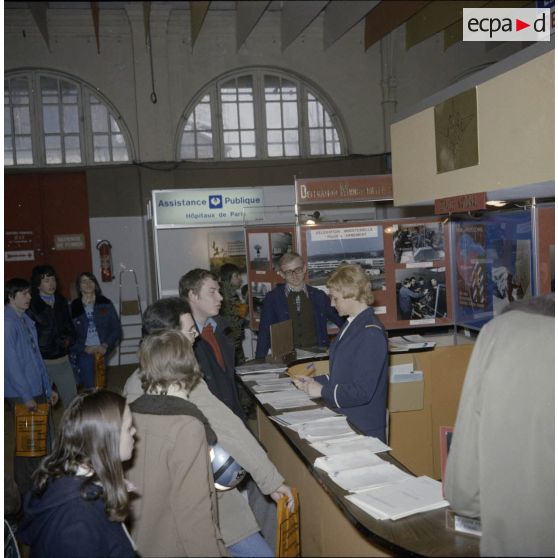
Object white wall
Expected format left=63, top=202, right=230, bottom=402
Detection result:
left=89, top=216, right=152, bottom=365
left=5, top=3, right=526, bottom=163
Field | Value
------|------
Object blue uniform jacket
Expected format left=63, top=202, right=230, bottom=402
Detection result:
left=18, top=476, right=136, bottom=558
left=70, top=295, right=121, bottom=354
left=4, top=305, right=52, bottom=402
left=315, top=307, right=388, bottom=441
left=255, top=284, right=344, bottom=358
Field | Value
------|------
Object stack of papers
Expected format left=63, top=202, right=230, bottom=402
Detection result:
left=311, top=435, right=391, bottom=456
left=388, top=335, right=436, bottom=352
left=255, top=390, right=316, bottom=409
left=270, top=407, right=339, bottom=426
left=235, top=363, right=288, bottom=375
left=346, top=476, right=449, bottom=520
left=329, top=463, right=412, bottom=492
left=295, top=348, right=328, bottom=359
left=288, top=416, right=355, bottom=442
left=238, top=372, right=281, bottom=382
left=315, top=451, right=385, bottom=474
left=252, top=383, right=297, bottom=393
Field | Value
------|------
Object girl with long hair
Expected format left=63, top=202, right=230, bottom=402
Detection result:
left=70, top=272, right=121, bottom=388
left=17, top=389, right=137, bottom=558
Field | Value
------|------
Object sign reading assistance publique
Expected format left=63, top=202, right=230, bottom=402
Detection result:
left=153, top=188, right=264, bottom=227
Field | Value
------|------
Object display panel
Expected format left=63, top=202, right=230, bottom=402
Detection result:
left=537, top=205, right=554, bottom=294
left=245, top=225, right=295, bottom=330
left=299, top=218, right=452, bottom=330
left=452, top=210, right=533, bottom=330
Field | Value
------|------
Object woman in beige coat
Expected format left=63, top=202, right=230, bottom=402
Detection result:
left=123, top=297, right=294, bottom=555
left=126, top=329, right=228, bottom=557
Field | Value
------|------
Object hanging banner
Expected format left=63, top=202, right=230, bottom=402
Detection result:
left=295, top=175, right=392, bottom=205
left=153, top=188, right=264, bottom=227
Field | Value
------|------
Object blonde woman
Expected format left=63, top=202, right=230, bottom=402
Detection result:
left=293, top=264, right=389, bottom=441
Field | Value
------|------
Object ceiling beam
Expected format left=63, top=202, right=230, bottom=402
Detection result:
left=323, top=0, right=379, bottom=49
left=281, top=1, right=329, bottom=51
left=28, top=1, right=50, bottom=51
left=190, top=0, right=211, bottom=49
left=406, top=0, right=487, bottom=50
left=236, top=0, right=271, bottom=51
left=364, top=1, right=431, bottom=50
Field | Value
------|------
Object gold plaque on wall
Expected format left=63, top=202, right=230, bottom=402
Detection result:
left=434, top=88, right=479, bottom=173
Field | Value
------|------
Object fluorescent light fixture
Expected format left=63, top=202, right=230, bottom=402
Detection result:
left=486, top=200, right=507, bottom=208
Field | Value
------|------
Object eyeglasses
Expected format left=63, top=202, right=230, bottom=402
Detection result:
left=282, top=267, right=304, bottom=277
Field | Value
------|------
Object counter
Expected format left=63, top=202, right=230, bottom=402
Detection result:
left=242, top=351, right=480, bottom=557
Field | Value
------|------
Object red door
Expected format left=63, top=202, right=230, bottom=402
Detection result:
left=5, top=172, right=92, bottom=300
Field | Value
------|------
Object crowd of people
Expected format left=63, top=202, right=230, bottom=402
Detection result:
left=5, top=255, right=552, bottom=557
left=5, top=263, right=296, bottom=558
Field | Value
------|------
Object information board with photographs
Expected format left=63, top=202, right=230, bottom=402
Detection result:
left=537, top=205, right=554, bottom=295
left=245, top=226, right=295, bottom=330
left=299, top=218, right=452, bottom=330
left=452, top=210, right=534, bottom=330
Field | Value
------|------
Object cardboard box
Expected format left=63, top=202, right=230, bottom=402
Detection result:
left=388, top=356, right=424, bottom=412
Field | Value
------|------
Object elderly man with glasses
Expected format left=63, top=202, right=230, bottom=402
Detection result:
left=255, top=252, right=344, bottom=359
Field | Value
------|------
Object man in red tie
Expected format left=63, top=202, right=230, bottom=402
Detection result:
left=179, top=269, right=245, bottom=419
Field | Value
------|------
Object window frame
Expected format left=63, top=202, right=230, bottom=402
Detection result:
left=4, top=70, right=134, bottom=168
left=176, top=67, right=347, bottom=162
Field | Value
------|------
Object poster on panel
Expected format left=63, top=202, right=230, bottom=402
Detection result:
left=395, top=267, right=448, bottom=323
left=392, top=222, right=445, bottom=264
left=304, top=225, right=385, bottom=291
left=454, top=211, right=533, bottom=329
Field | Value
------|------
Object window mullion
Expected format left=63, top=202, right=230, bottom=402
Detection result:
left=31, top=73, right=45, bottom=166
left=57, top=79, right=66, bottom=164
left=212, top=86, right=222, bottom=160
left=253, top=72, right=266, bottom=159
left=80, top=87, right=91, bottom=164
left=7, top=80, right=16, bottom=164
left=299, top=85, right=308, bottom=158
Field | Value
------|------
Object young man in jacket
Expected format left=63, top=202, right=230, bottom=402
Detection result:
left=4, top=277, right=58, bottom=497
left=27, top=265, right=77, bottom=410
left=255, top=252, right=344, bottom=359
left=179, top=268, right=245, bottom=419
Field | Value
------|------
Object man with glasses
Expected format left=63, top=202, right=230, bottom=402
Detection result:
left=255, top=252, right=344, bottom=359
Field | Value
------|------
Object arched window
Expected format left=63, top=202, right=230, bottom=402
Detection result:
left=4, top=70, right=133, bottom=167
left=177, top=68, right=346, bottom=161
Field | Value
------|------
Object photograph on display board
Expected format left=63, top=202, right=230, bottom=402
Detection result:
left=305, top=225, right=385, bottom=290
left=392, top=222, right=445, bottom=264
left=454, top=212, right=533, bottom=328
left=248, top=232, right=270, bottom=272
left=208, top=230, right=247, bottom=274
left=395, top=267, right=447, bottom=321
left=536, top=206, right=555, bottom=294
left=250, top=282, right=272, bottom=322
left=270, top=232, right=293, bottom=269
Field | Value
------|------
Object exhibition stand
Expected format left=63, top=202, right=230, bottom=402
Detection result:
left=242, top=351, right=480, bottom=557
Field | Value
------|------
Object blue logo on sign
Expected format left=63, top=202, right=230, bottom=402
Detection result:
left=209, top=195, right=223, bottom=209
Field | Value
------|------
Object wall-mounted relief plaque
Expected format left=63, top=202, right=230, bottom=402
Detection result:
left=435, top=88, right=479, bottom=173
